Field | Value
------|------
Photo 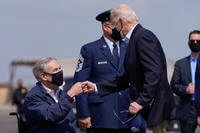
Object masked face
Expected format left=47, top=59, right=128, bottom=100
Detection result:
left=111, top=20, right=124, bottom=41
left=111, top=28, right=122, bottom=41
left=45, top=70, right=64, bottom=86
left=189, top=40, right=200, bottom=52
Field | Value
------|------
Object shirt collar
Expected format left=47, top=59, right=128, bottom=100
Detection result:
left=190, top=55, right=198, bottom=61
left=41, top=83, right=62, bottom=96
left=124, top=23, right=138, bottom=40
left=103, top=36, right=119, bottom=50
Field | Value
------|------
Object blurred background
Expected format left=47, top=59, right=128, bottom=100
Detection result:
left=0, top=0, right=200, bottom=132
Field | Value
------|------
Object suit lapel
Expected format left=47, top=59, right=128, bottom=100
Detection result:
left=186, top=56, right=192, bottom=82
left=129, top=24, right=142, bottom=42
left=100, top=37, right=118, bottom=70
left=124, top=24, right=143, bottom=73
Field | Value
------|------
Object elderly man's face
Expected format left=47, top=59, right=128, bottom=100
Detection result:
left=42, top=59, right=64, bottom=87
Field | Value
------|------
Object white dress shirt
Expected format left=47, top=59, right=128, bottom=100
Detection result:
left=103, top=36, right=120, bottom=55
left=42, top=83, right=64, bottom=103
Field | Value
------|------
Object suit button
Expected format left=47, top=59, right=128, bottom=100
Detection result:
left=118, top=92, right=122, bottom=95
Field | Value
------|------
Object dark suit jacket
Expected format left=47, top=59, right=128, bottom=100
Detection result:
left=97, top=24, right=175, bottom=126
left=195, top=57, right=200, bottom=116
left=74, top=37, right=134, bottom=128
left=170, top=56, right=196, bottom=121
left=24, top=82, right=76, bottom=133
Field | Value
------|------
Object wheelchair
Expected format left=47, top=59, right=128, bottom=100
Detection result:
left=9, top=112, right=27, bottom=133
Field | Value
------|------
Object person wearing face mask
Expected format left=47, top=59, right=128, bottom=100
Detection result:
left=74, top=10, right=146, bottom=133
left=24, top=57, right=86, bottom=133
left=171, top=30, right=200, bottom=133
left=83, top=4, right=175, bottom=133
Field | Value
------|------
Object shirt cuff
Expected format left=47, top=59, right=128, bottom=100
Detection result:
left=66, top=94, right=75, bottom=103
left=94, top=84, right=98, bottom=93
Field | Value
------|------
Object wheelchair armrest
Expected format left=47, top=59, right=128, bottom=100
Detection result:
left=9, top=112, right=20, bottom=120
left=9, top=112, right=27, bottom=132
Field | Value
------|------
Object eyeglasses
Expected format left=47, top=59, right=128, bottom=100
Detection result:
left=113, top=110, right=137, bottom=124
left=189, top=40, right=200, bottom=44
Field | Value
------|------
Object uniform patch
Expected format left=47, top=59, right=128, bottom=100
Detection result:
left=98, top=61, right=108, bottom=64
left=75, top=54, right=84, bottom=72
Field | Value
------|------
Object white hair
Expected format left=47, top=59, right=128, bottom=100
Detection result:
left=32, top=57, right=57, bottom=81
left=111, top=4, right=138, bottom=23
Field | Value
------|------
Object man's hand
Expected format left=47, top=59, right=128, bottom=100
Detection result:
left=129, top=102, right=143, bottom=114
left=67, top=82, right=83, bottom=97
left=186, top=83, right=195, bottom=94
left=79, top=117, right=92, bottom=128
left=81, top=81, right=96, bottom=93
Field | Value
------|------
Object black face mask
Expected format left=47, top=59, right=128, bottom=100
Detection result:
left=189, top=41, right=200, bottom=52
left=111, top=27, right=123, bottom=42
left=47, top=70, right=64, bottom=86
left=111, top=20, right=124, bottom=42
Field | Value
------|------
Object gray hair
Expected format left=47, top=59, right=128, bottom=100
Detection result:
left=111, top=4, right=138, bottom=23
left=32, top=57, right=57, bottom=81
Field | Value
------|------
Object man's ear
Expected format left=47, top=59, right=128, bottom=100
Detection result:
left=40, top=73, right=48, bottom=81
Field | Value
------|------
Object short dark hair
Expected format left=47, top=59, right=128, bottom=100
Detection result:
left=188, top=30, right=200, bottom=40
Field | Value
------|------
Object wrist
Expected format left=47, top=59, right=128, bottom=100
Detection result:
left=67, top=90, right=75, bottom=98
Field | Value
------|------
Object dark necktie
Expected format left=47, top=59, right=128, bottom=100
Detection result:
left=113, top=44, right=119, bottom=66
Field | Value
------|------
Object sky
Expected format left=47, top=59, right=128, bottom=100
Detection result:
left=0, top=0, right=200, bottom=85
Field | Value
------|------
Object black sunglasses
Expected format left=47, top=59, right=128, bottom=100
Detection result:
left=189, top=40, right=200, bottom=44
